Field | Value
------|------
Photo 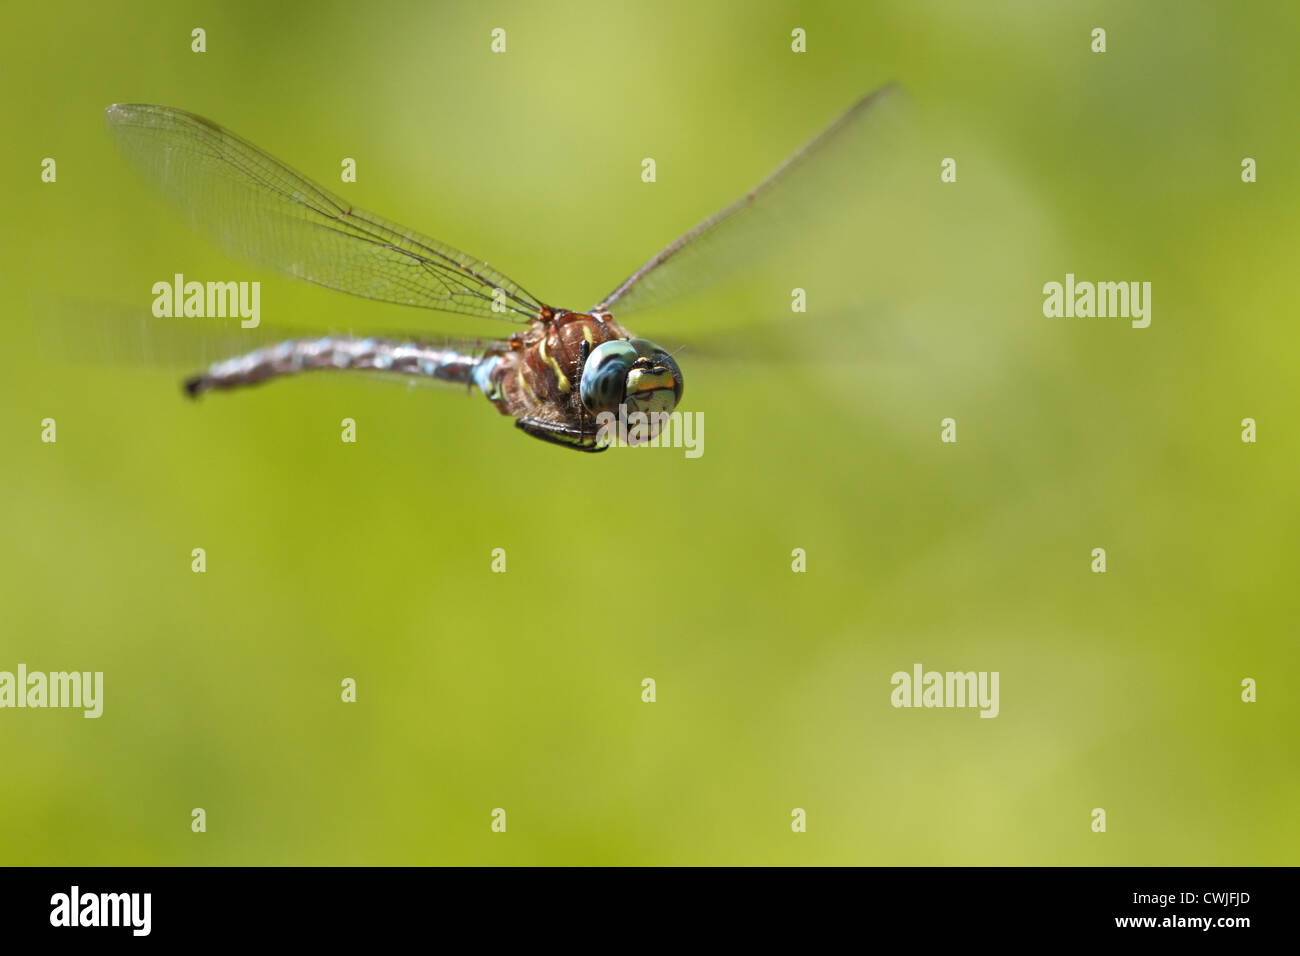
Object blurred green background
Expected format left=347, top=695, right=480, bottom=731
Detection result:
left=2, top=0, right=1297, bottom=865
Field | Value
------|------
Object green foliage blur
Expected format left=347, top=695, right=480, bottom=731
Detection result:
left=1, top=0, right=1296, bottom=864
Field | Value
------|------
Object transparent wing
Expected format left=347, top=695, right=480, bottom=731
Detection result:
left=593, top=84, right=903, bottom=316
left=105, top=104, right=547, bottom=323
left=30, top=293, right=505, bottom=390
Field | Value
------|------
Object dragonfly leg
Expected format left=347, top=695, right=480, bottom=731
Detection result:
left=515, top=417, right=608, bottom=453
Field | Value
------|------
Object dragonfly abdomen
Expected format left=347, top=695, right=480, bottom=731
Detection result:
left=184, top=336, right=484, bottom=397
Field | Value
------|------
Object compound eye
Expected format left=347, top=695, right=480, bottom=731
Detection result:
left=579, top=340, right=637, bottom=413
left=625, top=339, right=684, bottom=410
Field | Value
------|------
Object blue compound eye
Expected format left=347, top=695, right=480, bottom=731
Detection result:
left=580, top=338, right=684, bottom=417
left=579, top=341, right=638, bottom=413
left=623, top=339, right=683, bottom=414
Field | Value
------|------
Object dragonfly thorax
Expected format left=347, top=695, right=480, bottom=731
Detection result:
left=579, top=338, right=684, bottom=418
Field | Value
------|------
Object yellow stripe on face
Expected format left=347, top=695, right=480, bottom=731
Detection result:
left=628, top=370, right=676, bottom=395
left=537, top=334, right=570, bottom=393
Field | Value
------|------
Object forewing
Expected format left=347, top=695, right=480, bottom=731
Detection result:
left=593, top=84, right=903, bottom=316
left=105, top=104, right=545, bottom=323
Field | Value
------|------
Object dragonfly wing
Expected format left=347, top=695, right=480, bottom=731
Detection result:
left=593, top=84, right=903, bottom=316
left=31, top=292, right=505, bottom=390
left=105, top=104, right=545, bottom=323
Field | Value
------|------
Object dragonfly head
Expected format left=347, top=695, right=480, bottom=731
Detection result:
left=579, top=338, right=683, bottom=419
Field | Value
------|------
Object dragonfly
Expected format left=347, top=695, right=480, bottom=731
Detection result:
left=104, top=84, right=898, bottom=451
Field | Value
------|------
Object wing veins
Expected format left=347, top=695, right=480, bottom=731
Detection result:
left=106, top=104, right=548, bottom=323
